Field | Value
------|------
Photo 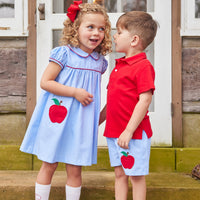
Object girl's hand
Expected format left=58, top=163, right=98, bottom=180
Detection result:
left=74, top=88, right=93, bottom=106
left=117, top=129, right=133, bottom=149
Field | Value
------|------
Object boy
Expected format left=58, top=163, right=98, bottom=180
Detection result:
left=99, top=11, right=158, bottom=200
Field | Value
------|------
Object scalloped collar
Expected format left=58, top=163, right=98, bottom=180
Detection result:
left=67, top=45, right=100, bottom=60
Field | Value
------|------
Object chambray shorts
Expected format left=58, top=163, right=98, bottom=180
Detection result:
left=106, top=131, right=151, bottom=176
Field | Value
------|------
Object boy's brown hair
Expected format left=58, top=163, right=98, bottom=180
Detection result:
left=117, top=11, right=158, bottom=49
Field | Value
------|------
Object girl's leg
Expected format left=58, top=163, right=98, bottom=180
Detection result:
left=130, top=175, right=146, bottom=200
left=65, top=164, right=82, bottom=200
left=35, top=162, right=58, bottom=200
left=36, top=162, right=58, bottom=184
left=115, top=166, right=129, bottom=200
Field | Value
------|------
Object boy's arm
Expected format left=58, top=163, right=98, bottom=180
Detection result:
left=99, top=105, right=107, bottom=125
left=117, top=90, right=152, bottom=149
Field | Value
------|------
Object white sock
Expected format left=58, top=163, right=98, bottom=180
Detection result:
left=35, top=182, right=51, bottom=200
left=65, top=185, right=81, bottom=200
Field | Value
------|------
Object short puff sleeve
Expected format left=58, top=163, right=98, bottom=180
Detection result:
left=49, top=46, right=68, bottom=69
left=101, top=58, right=108, bottom=74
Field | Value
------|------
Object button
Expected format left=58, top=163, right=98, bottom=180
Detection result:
left=115, top=69, right=118, bottom=72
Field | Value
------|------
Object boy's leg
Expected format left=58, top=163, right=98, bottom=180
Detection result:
left=65, top=164, right=82, bottom=200
left=130, top=175, right=146, bottom=200
left=115, top=166, right=129, bottom=200
left=106, top=138, right=129, bottom=200
left=36, top=162, right=58, bottom=200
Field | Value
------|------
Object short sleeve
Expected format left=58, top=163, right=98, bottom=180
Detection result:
left=49, top=46, right=68, bottom=69
left=136, top=63, right=155, bottom=94
left=101, top=58, right=108, bottom=74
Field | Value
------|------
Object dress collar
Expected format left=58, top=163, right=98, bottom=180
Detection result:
left=67, top=45, right=100, bottom=60
left=116, top=52, right=147, bottom=65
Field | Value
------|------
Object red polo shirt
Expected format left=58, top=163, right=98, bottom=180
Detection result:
left=104, top=52, right=155, bottom=139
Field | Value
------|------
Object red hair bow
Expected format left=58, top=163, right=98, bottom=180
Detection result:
left=67, top=1, right=82, bottom=22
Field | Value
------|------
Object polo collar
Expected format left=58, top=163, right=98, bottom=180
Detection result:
left=116, top=52, right=146, bottom=65
left=67, top=45, right=100, bottom=60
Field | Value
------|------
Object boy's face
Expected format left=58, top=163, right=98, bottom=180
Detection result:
left=113, top=26, right=133, bottom=55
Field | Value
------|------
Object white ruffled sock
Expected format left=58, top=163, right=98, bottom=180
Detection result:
left=65, top=184, right=81, bottom=200
left=35, top=182, right=51, bottom=200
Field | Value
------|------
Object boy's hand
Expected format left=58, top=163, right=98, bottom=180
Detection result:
left=117, top=129, right=133, bottom=149
left=74, top=88, right=93, bottom=106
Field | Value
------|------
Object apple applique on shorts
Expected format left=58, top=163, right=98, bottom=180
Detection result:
left=121, top=151, right=135, bottom=169
left=49, top=98, right=67, bottom=123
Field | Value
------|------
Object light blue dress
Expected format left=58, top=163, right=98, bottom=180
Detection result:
left=20, top=45, right=108, bottom=166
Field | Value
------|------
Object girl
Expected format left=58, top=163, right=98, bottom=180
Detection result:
left=20, top=1, right=112, bottom=200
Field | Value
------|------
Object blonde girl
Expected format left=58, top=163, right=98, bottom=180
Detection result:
left=20, top=1, right=112, bottom=200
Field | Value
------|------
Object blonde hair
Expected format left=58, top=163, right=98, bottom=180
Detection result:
left=117, top=11, right=158, bottom=49
left=60, top=3, right=112, bottom=55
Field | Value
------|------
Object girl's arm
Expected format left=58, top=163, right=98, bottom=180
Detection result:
left=99, top=105, right=107, bottom=125
left=117, top=90, right=152, bottom=149
left=40, top=62, right=93, bottom=106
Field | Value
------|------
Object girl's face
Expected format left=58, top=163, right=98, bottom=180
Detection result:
left=78, top=13, right=105, bottom=54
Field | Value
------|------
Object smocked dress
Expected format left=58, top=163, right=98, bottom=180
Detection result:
left=20, top=45, right=108, bottom=166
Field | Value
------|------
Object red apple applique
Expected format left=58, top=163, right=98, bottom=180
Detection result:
left=49, top=98, right=67, bottom=123
left=121, top=151, right=135, bottom=169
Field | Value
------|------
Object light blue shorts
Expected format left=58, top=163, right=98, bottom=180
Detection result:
left=106, top=131, right=151, bottom=176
